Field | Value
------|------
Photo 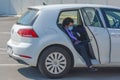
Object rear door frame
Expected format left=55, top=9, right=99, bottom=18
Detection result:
left=80, top=7, right=111, bottom=64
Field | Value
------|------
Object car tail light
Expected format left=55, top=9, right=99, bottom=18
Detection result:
left=18, top=28, right=38, bottom=38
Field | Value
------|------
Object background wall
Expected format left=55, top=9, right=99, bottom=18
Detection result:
left=0, top=0, right=120, bottom=15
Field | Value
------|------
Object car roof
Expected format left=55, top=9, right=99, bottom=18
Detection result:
left=29, top=4, right=120, bottom=10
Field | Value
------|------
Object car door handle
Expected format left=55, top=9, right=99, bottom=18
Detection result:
left=111, top=33, right=120, bottom=38
left=94, top=33, right=98, bottom=36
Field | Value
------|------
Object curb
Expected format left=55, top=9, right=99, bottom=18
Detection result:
left=0, top=15, right=21, bottom=17
left=0, top=15, right=21, bottom=21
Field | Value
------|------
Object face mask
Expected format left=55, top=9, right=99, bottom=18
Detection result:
left=68, top=26, right=73, bottom=31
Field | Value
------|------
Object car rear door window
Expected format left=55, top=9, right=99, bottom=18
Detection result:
left=58, top=10, right=82, bottom=26
left=17, top=8, right=39, bottom=26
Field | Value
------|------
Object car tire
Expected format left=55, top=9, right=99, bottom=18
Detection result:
left=38, top=46, right=72, bottom=78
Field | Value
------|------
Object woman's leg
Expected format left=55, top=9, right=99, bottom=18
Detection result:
left=74, top=43, right=92, bottom=67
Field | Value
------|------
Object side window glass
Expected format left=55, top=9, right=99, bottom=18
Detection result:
left=102, top=9, right=120, bottom=28
left=81, top=8, right=102, bottom=27
left=58, top=10, right=82, bottom=26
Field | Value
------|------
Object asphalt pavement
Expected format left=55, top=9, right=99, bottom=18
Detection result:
left=0, top=17, right=120, bottom=80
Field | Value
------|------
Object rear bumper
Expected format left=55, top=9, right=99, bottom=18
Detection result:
left=9, top=53, right=28, bottom=65
left=7, top=39, right=39, bottom=66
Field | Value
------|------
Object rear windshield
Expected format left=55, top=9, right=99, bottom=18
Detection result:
left=17, top=9, right=39, bottom=26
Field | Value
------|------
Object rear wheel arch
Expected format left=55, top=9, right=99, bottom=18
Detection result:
left=37, top=44, right=74, bottom=68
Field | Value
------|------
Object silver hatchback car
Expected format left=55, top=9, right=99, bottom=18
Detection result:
left=7, top=4, right=120, bottom=78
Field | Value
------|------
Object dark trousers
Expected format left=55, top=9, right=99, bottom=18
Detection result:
left=74, top=41, right=92, bottom=67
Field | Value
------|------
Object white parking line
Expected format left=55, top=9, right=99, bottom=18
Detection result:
left=0, top=53, right=7, bottom=55
left=0, top=32, right=10, bottom=34
left=0, top=48, right=6, bottom=51
left=0, top=48, right=7, bottom=54
left=0, top=64, right=26, bottom=66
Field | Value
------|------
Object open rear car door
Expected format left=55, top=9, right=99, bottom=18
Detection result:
left=80, top=7, right=110, bottom=64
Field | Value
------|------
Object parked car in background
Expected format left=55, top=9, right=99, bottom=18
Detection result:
left=7, top=4, right=120, bottom=78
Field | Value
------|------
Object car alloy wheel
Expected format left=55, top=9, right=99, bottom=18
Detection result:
left=45, top=52, right=67, bottom=74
